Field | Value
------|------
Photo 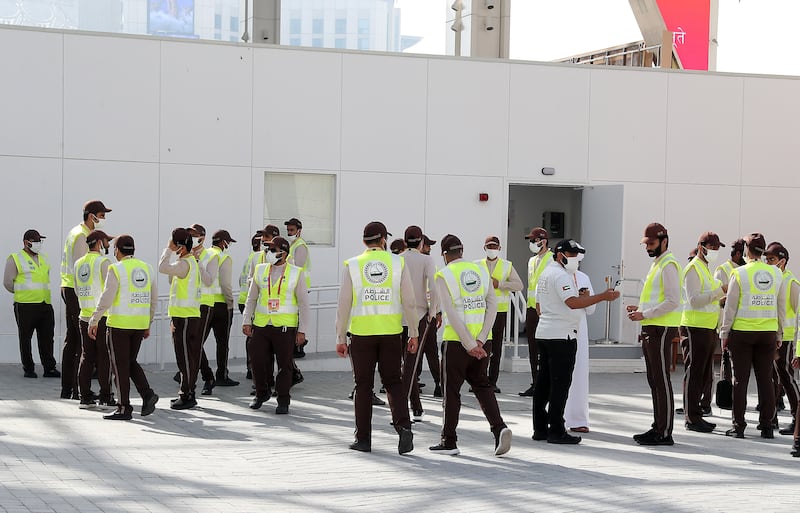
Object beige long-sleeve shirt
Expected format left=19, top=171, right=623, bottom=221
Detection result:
left=88, top=257, right=157, bottom=327
left=436, top=257, right=498, bottom=351
left=399, top=248, right=439, bottom=324
left=483, top=257, right=524, bottom=293
left=218, top=255, right=233, bottom=308
left=720, top=263, right=786, bottom=340
left=335, top=248, right=419, bottom=344
left=241, top=263, right=310, bottom=333
left=158, top=248, right=191, bottom=281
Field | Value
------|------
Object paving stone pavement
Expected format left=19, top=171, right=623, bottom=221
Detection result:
left=0, top=361, right=797, bottom=513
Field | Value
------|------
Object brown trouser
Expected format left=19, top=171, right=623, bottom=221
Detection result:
left=415, top=318, right=441, bottom=386
left=440, top=340, right=506, bottom=446
left=401, top=316, right=433, bottom=412
left=525, top=307, right=540, bottom=384
left=251, top=324, right=295, bottom=406
left=172, top=317, right=202, bottom=399
left=199, top=303, right=233, bottom=381
left=107, top=327, right=151, bottom=409
left=13, top=302, right=57, bottom=374
left=78, top=318, right=112, bottom=402
left=775, top=340, right=799, bottom=421
left=728, top=329, right=776, bottom=430
left=349, top=334, right=411, bottom=442
left=488, top=311, right=508, bottom=387
left=61, top=287, right=81, bottom=393
left=681, top=326, right=716, bottom=424
left=642, top=325, right=677, bottom=437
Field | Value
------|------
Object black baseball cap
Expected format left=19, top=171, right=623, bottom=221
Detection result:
left=554, top=239, right=586, bottom=255
left=188, top=224, right=206, bottom=237
left=83, top=200, right=112, bottom=215
left=23, top=229, right=45, bottom=241
left=115, top=234, right=135, bottom=251
left=266, top=236, right=291, bottom=254
left=86, top=230, right=112, bottom=244
left=259, top=224, right=280, bottom=238
left=212, top=229, right=237, bottom=243
left=363, top=221, right=391, bottom=242
left=284, top=218, right=302, bottom=229
left=440, top=234, right=463, bottom=253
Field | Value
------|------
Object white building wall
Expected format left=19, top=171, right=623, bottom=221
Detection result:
left=2, top=25, right=799, bottom=365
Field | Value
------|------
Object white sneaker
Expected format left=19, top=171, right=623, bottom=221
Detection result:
left=494, top=427, right=512, bottom=456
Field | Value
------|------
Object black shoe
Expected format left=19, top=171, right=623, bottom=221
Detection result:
left=494, top=385, right=501, bottom=394
left=294, top=345, right=306, bottom=359
left=141, top=392, right=159, bottom=416
left=760, top=428, right=774, bottom=439
left=98, top=397, right=117, bottom=408
left=685, top=421, right=714, bottom=433
left=372, top=393, right=386, bottom=406
left=633, top=428, right=656, bottom=442
left=170, top=396, right=197, bottom=410
left=791, top=440, right=800, bottom=457
left=398, top=427, right=414, bottom=454
left=292, top=369, right=304, bottom=387
left=702, top=406, right=712, bottom=416
left=24, top=371, right=37, bottom=378
left=518, top=385, right=534, bottom=397
left=103, top=409, right=133, bottom=421
left=674, top=407, right=685, bottom=415
left=418, top=382, right=426, bottom=388
left=71, top=390, right=80, bottom=400
left=200, top=380, right=215, bottom=396
left=173, top=371, right=181, bottom=384
left=725, top=428, right=745, bottom=439
left=275, top=404, right=289, bottom=415
left=547, top=432, right=581, bottom=445
left=79, top=398, right=96, bottom=409
left=772, top=418, right=780, bottom=430
left=349, top=439, right=371, bottom=452
left=43, top=368, right=60, bottom=378
left=494, top=427, right=512, bottom=455
left=433, top=384, right=442, bottom=398
left=637, top=434, right=674, bottom=446
left=779, top=422, right=796, bottom=435
left=348, top=390, right=354, bottom=400
left=429, top=443, right=460, bottom=455
left=245, top=369, right=252, bottom=380
left=532, top=431, right=548, bottom=441
left=271, top=390, right=278, bottom=397
left=777, top=398, right=786, bottom=412
left=216, top=377, right=240, bottom=387
left=249, top=395, right=269, bottom=409
left=412, top=409, right=424, bottom=422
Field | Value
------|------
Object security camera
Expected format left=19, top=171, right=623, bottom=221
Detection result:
left=485, top=0, right=496, bottom=9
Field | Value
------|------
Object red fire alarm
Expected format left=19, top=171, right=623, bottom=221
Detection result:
left=478, top=193, right=489, bottom=202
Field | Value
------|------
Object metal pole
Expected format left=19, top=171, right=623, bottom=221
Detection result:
left=597, top=275, right=615, bottom=344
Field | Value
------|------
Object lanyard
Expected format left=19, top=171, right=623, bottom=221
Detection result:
left=267, top=269, right=285, bottom=297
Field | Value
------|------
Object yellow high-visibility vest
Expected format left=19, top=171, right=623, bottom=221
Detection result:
left=731, top=261, right=780, bottom=332
left=639, top=252, right=682, bottom=327
left=107, top=258, right=153, bottom=330
left=477, top=257, right=512, bottom=313
left=198, top=247, right=220, bottom=306
left=238, top=250, right=259, bottom=305
left=527, top=250, right=552, bottom=308
left=75, top=252, right=110, bottom=318
left=11, top=250, right=51, bottom=304
left=288, top=237, right=311, bottom=288
left=437, top=261, right=489, bottom=342
left=61, top=224, right=89, bottom=288
left=782, top=270, right=799, bottom=341
left=168, top=256, right=201, bottom=318
left=252, top=263, right=301, bottom=328
left=680, top=257, right=720, bottom=329
left=346, top=250, right=403, bottom=336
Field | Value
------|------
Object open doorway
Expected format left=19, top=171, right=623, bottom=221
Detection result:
left=507, top=183, right=623, bottom=342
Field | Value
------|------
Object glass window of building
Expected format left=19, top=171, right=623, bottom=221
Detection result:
left=264, top=172, right=336, bottom=247
left=335, top=17, right=346, bottom=35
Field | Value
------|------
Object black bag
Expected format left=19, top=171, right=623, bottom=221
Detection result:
left=715, top=349, right=733, bottom=410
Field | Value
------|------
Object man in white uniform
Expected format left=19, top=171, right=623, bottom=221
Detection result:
left=564, top=253, right=596, bottom=433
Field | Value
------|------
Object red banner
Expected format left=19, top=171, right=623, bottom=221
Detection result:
left=656, top=0, right=710, bottom=70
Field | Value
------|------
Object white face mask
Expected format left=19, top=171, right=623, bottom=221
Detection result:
left=704, top=248, right=719, bottom=265
left=529, top=241, right=543, bottom=254
left=28, top=241, right=42, bottom=254
left=92, top=215, right=105, bottom=229
left=286, top=234, right=297, bottom=243
left=265, top=251, right=280, bottom=265
left=192, top=237, right=202, bottom=248
left=485, top=248, right=500, bottom=259
left=563, top=256, right=580, bottom=274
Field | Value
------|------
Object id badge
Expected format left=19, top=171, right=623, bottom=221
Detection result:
left=268, top=298, right=280, bottom=312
